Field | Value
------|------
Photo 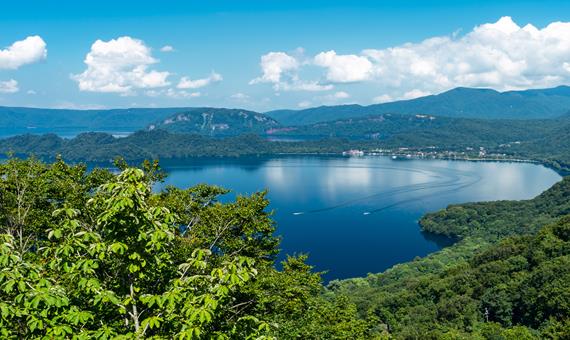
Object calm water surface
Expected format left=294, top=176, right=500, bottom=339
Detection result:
left=156, top=156, right=561, bottom=281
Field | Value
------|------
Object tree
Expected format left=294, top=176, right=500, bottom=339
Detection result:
left=0, top=166, right=270, bottom=338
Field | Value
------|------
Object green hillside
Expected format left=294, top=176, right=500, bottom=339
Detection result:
left=328, top=177, right=570, bottom=338
left=147, top=108, right=279, bottom=136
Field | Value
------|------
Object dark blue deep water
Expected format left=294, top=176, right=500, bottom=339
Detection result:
left=155, top=156, right=561, bottom=281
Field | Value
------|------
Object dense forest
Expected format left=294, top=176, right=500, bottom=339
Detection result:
left=1, top=157, right=569, bottom=338
left=328, top=177, right=570, bottom=338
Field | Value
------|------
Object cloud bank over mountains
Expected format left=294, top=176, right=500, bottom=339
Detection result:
left=251, top=16, right=570, bottom=103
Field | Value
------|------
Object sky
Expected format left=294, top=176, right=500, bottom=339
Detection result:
left=2, top=0, right=570, bottom=111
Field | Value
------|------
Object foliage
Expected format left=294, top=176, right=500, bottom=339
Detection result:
left=420, top=177, right=570, bottom=240
left=0, top=157, right=374, bottom=339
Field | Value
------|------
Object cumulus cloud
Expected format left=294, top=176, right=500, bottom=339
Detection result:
left=313, top=51, right=373, bottom=83
left=0, top=36, right=47, bottom=70
left=250, top=52, right=300, bottom=84
left=358, top=16, right=570, bottom=97
left=0, top=79, right=19, bottom=93
left=177, top=72, right=222, bottom=89
left=254, top=17, right=570, bottom=102
left=72, top=36, right=170, bottom=94
left=160, top=45, right=174, bottom=52
left=372, top=94, right=393, bottom=103
left=250, top=51, right=332, bottom=92
left=297, top=100, right=312, bottom=108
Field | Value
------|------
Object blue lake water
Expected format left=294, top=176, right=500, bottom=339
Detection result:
left=156, top=156, right=560, bottom=281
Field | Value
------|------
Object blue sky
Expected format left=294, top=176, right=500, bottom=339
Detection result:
left=2, top=0, right=570, bottom=111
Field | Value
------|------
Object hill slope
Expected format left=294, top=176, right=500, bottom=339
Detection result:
left=267, top=86, right=570, bottom=125
left=147, top=108, right=280, bottom=136
left=0, top=106, right=190, bottom=130
left=328, top=178, right=570, bottom=338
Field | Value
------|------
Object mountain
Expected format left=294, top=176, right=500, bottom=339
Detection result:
left=267, top=86, right=570, bottom=125
left=147, top=108, right=280, bottom=136
left=268, top=113, right=557, bottom=143
left=0, top=106, right=191, bottom=129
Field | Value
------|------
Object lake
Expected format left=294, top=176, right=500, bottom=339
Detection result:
left=155, top=156, right=561, bottom=281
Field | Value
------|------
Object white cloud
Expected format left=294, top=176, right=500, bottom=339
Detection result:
left=27, top=90, right=37, bottom=95
left=0, top=79, right=19, bottom=93
left=0, top=36, right=47, bottom=70
left=160, top=45, right=174, bottom=52
left=72, top=36, right=170, bottom=94
left=250, top=52, right=299, bottom=84
left=372, top=94, right=393, bottom=103
left=313, top=50, right=373, bottom=83
left=359, top=16, right=570, bottom=95
left=276, top=80, right=333, bottom=92
left=231, top=92, right=249, bottom=100
left=298, top=100, right=312, bottom=108
left=177, top=72, right=222, bottom=89
left=332, top=91, right=350, bottom=99
left=401, top=89, right=432, bottom=100
left=250, top=51, right=332, bottom=92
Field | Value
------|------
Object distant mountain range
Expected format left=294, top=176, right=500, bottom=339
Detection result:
left=1, top=85, right=570, bottom=136
left=0, top=106, right=188, bottom=129
left=266, top=86, right=570, bottom=125
left=266, top=113, right=559, bottom=143
left=147, top=108, right=279, bottom=136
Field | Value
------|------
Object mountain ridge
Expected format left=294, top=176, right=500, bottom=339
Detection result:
left=267, top=85, right=570, bottom=125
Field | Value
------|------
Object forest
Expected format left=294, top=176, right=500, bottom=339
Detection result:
left=0, top=157, right=569, bottom=338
